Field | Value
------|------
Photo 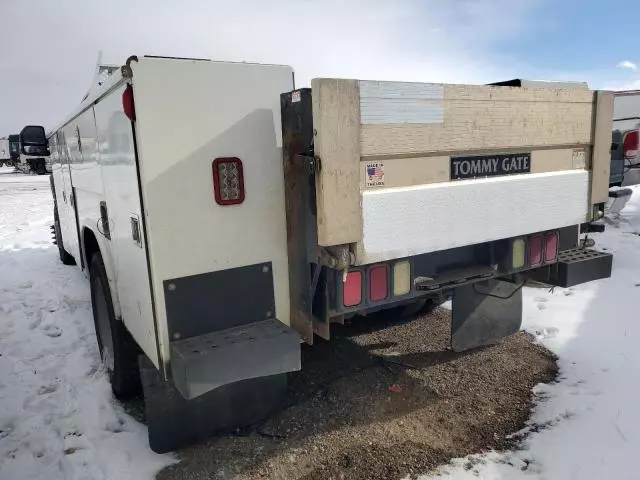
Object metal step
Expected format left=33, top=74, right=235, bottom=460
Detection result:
left=170, top=318, right=301, bottom=400
left=549, top=248, right=613, bottom=288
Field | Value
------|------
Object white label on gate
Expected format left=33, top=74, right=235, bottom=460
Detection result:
left=572, top=148, right=586, bottom=169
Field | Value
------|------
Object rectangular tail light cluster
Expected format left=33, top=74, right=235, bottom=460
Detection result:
left=341, top=260, right=411, bottom=308
left=212, top=157, right=245, bottom=205
left=340, top=231, right=559, bottom=310
left=511, top=231, right=559, bottom=270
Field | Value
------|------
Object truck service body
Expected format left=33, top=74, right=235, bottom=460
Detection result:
left=48, top=56, right=614, bottom=452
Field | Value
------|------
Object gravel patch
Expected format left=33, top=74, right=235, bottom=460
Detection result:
left=156, top=308, right=557, bottom=480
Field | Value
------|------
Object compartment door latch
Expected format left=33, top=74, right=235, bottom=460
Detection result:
left=130, top=214, right=142, bottom=247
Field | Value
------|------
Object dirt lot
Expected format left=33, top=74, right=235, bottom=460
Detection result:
left=155, top=308, right=557, bottom=480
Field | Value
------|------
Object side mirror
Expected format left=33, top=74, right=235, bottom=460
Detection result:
left=19, top=125, right=49, bottom=156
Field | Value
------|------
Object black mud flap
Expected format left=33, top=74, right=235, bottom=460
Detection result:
left=140, top=319, right=299, bottom=453
left=451, top=279, right=522, bottom=352
left=140, top=356, right=288, bottom=454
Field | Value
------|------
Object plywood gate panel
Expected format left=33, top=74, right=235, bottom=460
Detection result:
left=311, top=78, right=599, bottom=254
left=311, top=79, right=362, bottom=246
left=360, top=84, right=595, bottom=157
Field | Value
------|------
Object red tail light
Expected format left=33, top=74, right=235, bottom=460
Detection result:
left=623, top=130, right=639, bottom=158
left=343, top=271, right=362, bottom=307
left=544, top=232, right=559, bottom=262
left=369, top=265, right=388, bottom=302
left=528, top=235, right=543, bottom=266
left=122, top=84, right=136, bottom=121
left=212, top=157, right=245, bottom=205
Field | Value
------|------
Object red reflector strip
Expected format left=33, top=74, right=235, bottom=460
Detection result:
left=343, top=271, right=362, bottom=307
left=544, top=232, right=559, bottom=262
left=623, top=130, right=639, bottom=158
left=212, top=157, right=245, bottom=206
left=122, top=84, right=136, bottom=121
left=369, top=265, right=388, bottom=302
left=529, top=235, right=543, bottom=266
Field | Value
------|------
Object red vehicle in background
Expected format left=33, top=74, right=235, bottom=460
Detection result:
left=611, top=90, right=640, bottom=187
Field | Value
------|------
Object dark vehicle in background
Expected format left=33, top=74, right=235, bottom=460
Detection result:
left=17, top=125, right=50, bottom=175
left=8, top=135, right=20, bottom=166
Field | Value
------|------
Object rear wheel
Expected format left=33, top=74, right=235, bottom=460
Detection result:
left=398, top=297, right=445, bottom=319
left=90, top=252, right=142, bottom=399
left=36, top=161, right=46, bottom=175
left=53, top=203, right=75, bottom=265
left=399, top=299, right=429, bottom=318
left=28, top=159, right=46, bottom=175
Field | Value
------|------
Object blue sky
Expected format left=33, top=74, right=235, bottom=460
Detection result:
left=495, top=0, right=640, bottom=87
left=505, top=0, right=638, bottom=67
left=1, top=0, right=638, bottom=134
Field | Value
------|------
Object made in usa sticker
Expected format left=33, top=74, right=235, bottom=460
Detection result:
left=365, top=162, right=385, bottom=187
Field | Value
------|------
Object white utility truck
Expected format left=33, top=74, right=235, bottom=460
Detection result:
left=47, top=55, right=614, bottom=453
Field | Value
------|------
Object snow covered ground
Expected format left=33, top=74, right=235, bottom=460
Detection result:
left=424, top=186, right=640, bottom=479
left=1, top=166, right=639, bottom=480
left=0, top=168, right=173, bottom=480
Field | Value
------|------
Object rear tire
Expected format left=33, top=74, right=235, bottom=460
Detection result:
left=398, top=297, right=444, bottom=319
left=399, top=299, right=429, bottom=318
left=27, top=159, right=46, bottom=175
left=53, top=203, right=75, bottom=265
left=90, top=252, right=142, bottom=399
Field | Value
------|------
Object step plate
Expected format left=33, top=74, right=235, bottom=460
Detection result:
left=551, top=248, right=613, bottom=288
left=170, top=318, right=301, bottom=400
